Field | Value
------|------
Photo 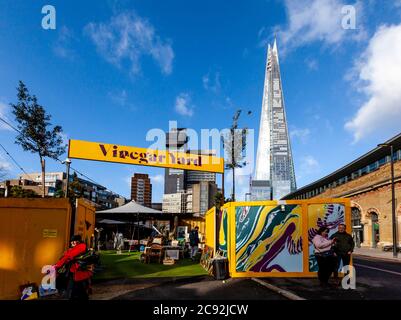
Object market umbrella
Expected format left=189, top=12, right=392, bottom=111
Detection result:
left=96, top=200, right=165, bottom=243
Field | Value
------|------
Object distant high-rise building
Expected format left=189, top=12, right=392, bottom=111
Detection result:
left=185, top=149, right=216, bottom=188
left=162, top=192, right=186, bottom=214
left=190, top=181, right=218, bottom=216
left=164, top=128, right=187, bottom=194
left=251, top=38, right=296, bottom=200
left=131, top=173, right=152, bottom=207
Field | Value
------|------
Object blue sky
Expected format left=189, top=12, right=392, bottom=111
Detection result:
left=1, top=0, right=401, bottom=202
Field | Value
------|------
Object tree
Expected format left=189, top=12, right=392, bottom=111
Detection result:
left=213, top=192, right=231, bottom=210
left=11, top=81, right=66, bottom=197
left=214, top=192, right=224, bottom=210
left=10, top=185, right=39, bottom=198
left=221, top=109, right=249, bottom=202
left=68, top=172, right=84, bottom=199
left=53, top=172, right=83, bottom=200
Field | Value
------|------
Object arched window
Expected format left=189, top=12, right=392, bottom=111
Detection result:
left=351, top=207, right=363, bottom=247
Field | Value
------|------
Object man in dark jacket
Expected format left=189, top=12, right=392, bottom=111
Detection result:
left=189, top=226, right=200, bottom=261
left=330, top=224, right=355, bottom=281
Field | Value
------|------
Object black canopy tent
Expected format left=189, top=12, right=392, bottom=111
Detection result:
left=96, top=200, right=170, bottom=244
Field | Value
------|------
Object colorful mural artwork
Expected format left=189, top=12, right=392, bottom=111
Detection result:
left=200, top=246, right=214, bottom=275
left=308, top=204, right=345, bottom=272
left=218, top=208, right=228, bottom=255
left=235, top=205, right=303, bottom=273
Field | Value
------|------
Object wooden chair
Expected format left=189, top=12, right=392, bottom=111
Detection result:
left=145, top=244, right=163, bottom=264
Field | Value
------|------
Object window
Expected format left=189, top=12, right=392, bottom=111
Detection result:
left=378, top=157, right=386, bottom=166
left=393, top=149, right=400, bottom=161
left=368, top=162, right=378, bottom=172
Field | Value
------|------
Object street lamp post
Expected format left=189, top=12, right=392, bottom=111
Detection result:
left=62, top=158, right=72, bottom=198
left=378, top=143, right=398, bottom=258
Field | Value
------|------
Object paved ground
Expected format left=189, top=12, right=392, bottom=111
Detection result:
left=354, top=247, right=401, bottom=262
left=63, top=251, right=401, bottom=300
left=111, top=276, right=286, bottom=300
left=258, top=255, right=401, bottom=300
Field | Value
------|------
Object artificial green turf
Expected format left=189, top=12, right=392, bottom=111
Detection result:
left=94, top=251, right=208, bottom=280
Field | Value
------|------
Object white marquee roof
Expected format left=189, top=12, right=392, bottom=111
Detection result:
left=96, top=200, right=163, bottom=214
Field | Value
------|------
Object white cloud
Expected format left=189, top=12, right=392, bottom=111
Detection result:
left=203, top=72, right=222, bottom=93
left=124, top=175, right=132, bottom=187
left=298, top=155, right=320, bottom=180
left=53, top=26, right=76, bottom=60
left=294, top=155, right=321, bottom=186
left=175, top=93, right=194, bottom=117
left=0, top=154, right=12, bottom=178
left=290, top=127, right=311, bottom=143
left=274, top=0, right=365, bottom=52
left=345, top=24, right=401, bottom=142
left=0, top=101, right=13, bottom=131
left=59, top=132, right=69, bottom=146
left=305, top=58, right=319, bottom=71
left=85, top=11, right=174, bottom=75
left=150, top=174, right=164, bottom=185
left=108, top=90, right=127, bottom=106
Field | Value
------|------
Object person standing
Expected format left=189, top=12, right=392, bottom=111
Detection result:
left=312, top=227, right=337, bottom=287
left=189, top=226, right=200, bottom=261
left=330, top=223, right=355, bottom=283
left=54, top=235, right=93, bottom=300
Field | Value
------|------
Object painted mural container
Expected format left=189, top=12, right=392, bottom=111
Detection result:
left=213, top=199, right=350, bottom=278
left=235, top=204, right=303, bottom=273
left=307, top=203, right=345, bottom=272
left=218, top=207, right=229, bottom=256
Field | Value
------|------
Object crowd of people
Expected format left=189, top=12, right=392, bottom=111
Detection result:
left=312, top=223, right=355, bottom=288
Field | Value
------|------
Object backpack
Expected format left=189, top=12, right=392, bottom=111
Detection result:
left=74, top=250, right=100, bottom=271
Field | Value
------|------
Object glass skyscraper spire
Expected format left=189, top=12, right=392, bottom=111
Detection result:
left=250, top=38, right=296, bottom=200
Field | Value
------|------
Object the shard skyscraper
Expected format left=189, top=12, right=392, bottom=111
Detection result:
left=250, top=38, right=296, bottom=200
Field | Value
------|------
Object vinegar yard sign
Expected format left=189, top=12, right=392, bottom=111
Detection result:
left=68, top=139, right=224, bottom=173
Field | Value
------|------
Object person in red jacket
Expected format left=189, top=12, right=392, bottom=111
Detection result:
left=54, top=235, right=92, bottom=300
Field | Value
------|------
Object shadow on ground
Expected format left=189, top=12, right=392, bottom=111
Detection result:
left=108, top=276, right=286, bottom=300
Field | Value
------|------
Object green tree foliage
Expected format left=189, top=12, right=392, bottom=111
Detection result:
left=53, top=172, right=84, bottom=200
left=68, top=172, right=84, bottom=199
left=10, top=81, right=66, bottom=197
left=10, top=185, right=39, bottom=198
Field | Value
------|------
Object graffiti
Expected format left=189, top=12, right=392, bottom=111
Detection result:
left=200, top=246, right=214, bottom=275
left=235, top=205, right=303, bottom=273
left=218, top=208, right=228, bottom=255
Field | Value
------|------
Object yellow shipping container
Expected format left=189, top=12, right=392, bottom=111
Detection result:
left=0, top=198, right=95, bottom=300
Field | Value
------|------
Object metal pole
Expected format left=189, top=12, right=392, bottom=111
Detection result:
left=390, top=145, right=398, bottom=258
left=65, top=159, right=71, bottom=198
left=231, top=128, right=235, bottom=202
left=221, top=173, right=225, bottom=206
left=137, top=213, right=140, bottom=244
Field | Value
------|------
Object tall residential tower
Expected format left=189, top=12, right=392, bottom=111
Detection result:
left=250, top=39, right=296, bottom=200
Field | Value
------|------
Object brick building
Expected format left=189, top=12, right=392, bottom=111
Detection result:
left=283, top=133, right=401, bottom=249
left=131, top=173, right=152, bottom=207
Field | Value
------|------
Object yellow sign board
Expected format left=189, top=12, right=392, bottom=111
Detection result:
left=68, top=139, right=224, bottom=173
left=42, top=229, right=58, bottom=238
